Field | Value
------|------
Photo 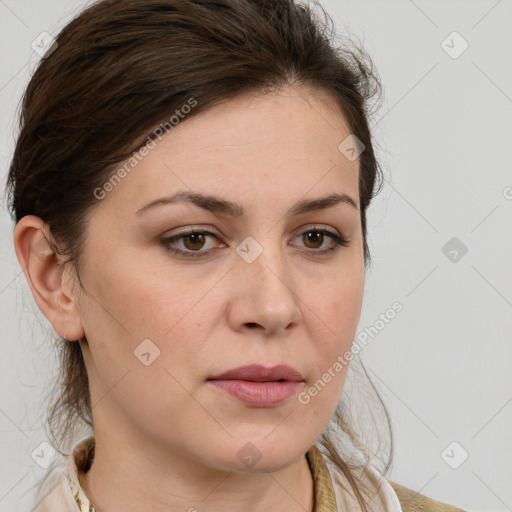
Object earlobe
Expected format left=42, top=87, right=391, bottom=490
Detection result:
left=13, top=215, right=85, bottom=341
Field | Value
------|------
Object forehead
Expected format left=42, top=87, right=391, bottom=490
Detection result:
left=98, top=86, right=360, bottom=215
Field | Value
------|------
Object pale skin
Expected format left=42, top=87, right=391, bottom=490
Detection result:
left=14, top=85, right=364, bottom=512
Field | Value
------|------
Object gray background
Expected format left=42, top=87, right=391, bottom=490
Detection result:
left=1, top=1, right=511, bottom=511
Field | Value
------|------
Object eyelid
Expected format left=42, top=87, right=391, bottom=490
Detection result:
left=292, top=223, right=341, bottom=237
left=163, top=223, right=341, bottom=239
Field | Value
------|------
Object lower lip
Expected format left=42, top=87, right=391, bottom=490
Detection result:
left=208, top=379, right=303, bottom=407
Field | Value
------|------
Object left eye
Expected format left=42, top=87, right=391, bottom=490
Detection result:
left=160, top=227, right=348, bottom=257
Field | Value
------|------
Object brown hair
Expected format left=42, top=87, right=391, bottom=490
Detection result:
left=5, top=0, right=392, bottom=508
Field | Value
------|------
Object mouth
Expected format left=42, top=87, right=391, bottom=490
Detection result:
left=207, top=364, right=305, bottom=407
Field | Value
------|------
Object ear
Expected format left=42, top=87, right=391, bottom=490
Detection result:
left=13, top=215, right=85, bottom=341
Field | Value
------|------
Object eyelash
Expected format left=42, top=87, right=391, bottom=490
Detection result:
left=159, top=226, right=349, bottom=258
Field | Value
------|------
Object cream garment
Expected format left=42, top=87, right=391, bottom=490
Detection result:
left=31, top=435, right=402, bottom=512
left=306, top=443, right=402, bottom=511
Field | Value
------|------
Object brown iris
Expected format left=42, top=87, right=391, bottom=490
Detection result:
left=182, top=233, right=207, bottom=251
left=302, top=230, right=324, bottom=249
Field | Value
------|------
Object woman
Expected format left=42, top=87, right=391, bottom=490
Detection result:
left=6, top=0, right=466, bottom=510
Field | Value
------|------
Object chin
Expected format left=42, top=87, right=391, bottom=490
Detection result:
left=220, top=437, right=306, bottom=474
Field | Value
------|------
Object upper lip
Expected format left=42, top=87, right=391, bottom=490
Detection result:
left=208, top=364, right=304, bottom=382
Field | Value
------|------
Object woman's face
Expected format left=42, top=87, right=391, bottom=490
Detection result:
left=75, top=85, right=364, bottom=472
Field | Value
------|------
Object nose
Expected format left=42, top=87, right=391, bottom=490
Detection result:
left=226, top=238, right=302, bottom=336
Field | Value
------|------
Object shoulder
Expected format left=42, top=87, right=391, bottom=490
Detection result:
left=387, top=479, right=467, bottom=512
left=315, top=443, right=466, bottom=512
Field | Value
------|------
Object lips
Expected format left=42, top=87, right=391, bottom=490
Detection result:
left=207, top=364, right=305, bottom=407
left=208, top=364, right=304, bottom=382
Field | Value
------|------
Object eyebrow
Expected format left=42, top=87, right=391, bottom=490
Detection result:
left=135, top=191, right=359, bottom=217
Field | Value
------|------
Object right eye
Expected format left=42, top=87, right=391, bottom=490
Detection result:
left=160, top=229, right=223, bottom=257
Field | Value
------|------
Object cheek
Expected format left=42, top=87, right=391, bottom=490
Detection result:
left=309, top=263, right=364, bottom=344
left=84, top=250, right=206, bottom=337
left=300, top=266, right=363, bottom=409
left=80, top=261, right=212, bottom=432
left=81, top=252, right=221, bottom=391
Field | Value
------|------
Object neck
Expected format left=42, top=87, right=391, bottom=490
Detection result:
left=78, top=435, right=315, bottom=512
